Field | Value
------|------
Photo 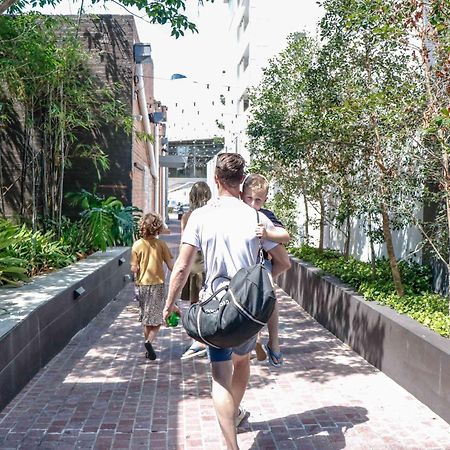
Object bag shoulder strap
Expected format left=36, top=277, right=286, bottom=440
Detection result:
left=256, top=210, right=264, bottom=265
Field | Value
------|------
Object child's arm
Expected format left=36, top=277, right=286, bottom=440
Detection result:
left=165, top=257, right=174, bottom=272
left=130, top=246, right=140, bottom=280
left=256, top=223, right=290, bottom=244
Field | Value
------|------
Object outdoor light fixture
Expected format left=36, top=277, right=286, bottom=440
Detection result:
left=74, top=286, right=85, bottom=299
left=149, top=112, right=166, bottom=124
left=133, top=43, right=152, bottom=64
left=171, top=73, right=187, bottom=80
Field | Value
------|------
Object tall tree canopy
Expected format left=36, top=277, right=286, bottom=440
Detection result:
left=0, top=0, right=213, bottom=37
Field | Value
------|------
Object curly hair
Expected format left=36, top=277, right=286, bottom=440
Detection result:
left=139, top=212, right=163, bottom=238
left=189, top=181, right=212, bottom=210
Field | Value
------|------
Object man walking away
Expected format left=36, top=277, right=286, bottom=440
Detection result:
left=164, top=153, right=291, bottom=450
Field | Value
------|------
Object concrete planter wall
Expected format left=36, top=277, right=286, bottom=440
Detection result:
left=0, top=247, right=131, bottom=411
left=277, top=256, right=450, bottom=424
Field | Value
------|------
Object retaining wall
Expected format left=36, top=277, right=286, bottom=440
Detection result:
left=277, top=256, right=450, bottom=424
left=0, top=247, right=131, bottom=410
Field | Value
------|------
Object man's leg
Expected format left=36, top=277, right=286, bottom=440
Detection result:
left=210, top=360, right=239, bottom=450
left=231, top=353, right=251, bottom=412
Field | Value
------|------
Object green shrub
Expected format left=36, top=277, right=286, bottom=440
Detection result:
left=10, top=225, right=76, bottom=276
left=66, top=190, right=141, bottom=251
left=290, top=246, right=450, bottom=337
left=0, top=219, right=28, bottom=285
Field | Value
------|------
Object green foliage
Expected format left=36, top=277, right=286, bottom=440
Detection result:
left=0, top=14, right=136, bottom=228
left=0, top=220, right=28, bottom=285
left=10, top=225, right=76, bottom=276
left=291, top=246, right=450, bottom=336
left=2, top=0, right=213, bottom=37
left=58, top=217, right=93, bottom=258
left=66, top=189, right=141, bottom=251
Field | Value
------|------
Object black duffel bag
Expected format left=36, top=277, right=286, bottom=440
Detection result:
left=182, top=246, right=276, bottom=349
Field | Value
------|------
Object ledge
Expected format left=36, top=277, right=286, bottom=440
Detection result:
left=277, top=256, right=450, bottom=424
left=0, top=247, right=131, bottom=411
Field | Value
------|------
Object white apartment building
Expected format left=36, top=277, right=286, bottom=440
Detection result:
left=220, top=0, right=322, bottom=160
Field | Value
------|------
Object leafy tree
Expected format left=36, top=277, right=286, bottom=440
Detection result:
left=395, top=0, right=450, bottom=312
left=0, top=0, right=213, bottom=37
left=317, top=0, right=429, bottom=296
left=0, top=14, right=132, bottom=231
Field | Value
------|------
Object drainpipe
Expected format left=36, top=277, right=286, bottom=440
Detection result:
left=154, top=123, right=160, bottom=214
left=135, top=63, right=157, bottom=183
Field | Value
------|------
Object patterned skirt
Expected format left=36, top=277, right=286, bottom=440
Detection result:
left=137, top=284, right=166, bottom=326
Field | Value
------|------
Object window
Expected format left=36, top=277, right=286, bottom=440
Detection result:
left=237, top=45, right=249, bottom=77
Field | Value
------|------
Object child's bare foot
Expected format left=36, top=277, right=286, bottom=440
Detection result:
left=255, top=341, right=267, bottom=361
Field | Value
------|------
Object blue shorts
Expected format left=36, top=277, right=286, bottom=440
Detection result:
left=208, top=335, right=257, bottom=362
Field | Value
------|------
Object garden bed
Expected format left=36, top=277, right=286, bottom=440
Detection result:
left=0, top=247, right=131, bottom=411
left=277, top=256, right=450, bottom=424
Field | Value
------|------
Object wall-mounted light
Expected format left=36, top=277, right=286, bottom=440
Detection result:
left=133, top=43, right=152, bottom=64
left=74, top=286, right=85, bottom=299
left=149, top=112, right=166, bottom=124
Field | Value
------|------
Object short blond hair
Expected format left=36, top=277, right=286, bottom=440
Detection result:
left=139, top=212, right=163, bottom=238
left=242, top=173, right=269, bottom=195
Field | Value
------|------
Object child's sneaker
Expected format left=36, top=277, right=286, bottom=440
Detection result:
left=144, top=341, right=156, bottom=360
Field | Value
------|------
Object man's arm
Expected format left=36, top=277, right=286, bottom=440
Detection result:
left=163, top=243, right=198, bottom=321
left=267, top=244, right=291, bottom=278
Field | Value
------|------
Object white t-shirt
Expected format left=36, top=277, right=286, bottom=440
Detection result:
left=181, top=196, right=278, bottom=295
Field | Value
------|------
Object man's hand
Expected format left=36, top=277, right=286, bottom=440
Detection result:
left=163, top=304, right=181, bottom=324
left=255, top=223, right=267, bottom=240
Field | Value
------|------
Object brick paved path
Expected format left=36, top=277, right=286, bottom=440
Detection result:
left=1, top=218, right=450, bottom=449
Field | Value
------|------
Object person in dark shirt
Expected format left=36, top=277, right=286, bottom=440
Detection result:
left=241, top=174, right=290, bottom=367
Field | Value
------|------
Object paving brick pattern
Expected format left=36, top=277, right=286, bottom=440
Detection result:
left=1, top=219, right=450, bottom=449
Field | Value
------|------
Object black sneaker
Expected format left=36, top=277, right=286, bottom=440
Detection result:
left=144, top=341, right=156, bottom=360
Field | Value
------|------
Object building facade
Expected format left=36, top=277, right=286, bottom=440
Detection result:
left=220, top=0, right=322, bottom=159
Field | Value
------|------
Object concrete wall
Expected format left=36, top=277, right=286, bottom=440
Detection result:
left=277, top=256, right=450, bottom=424
left=0, top=247, right=131, bottom=411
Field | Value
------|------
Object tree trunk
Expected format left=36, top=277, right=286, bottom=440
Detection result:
left=319, top=195, right=325, bottom=251
left=0, top=0, right=18, bottom=14
left=57, top=83, right=65, bottom=236
left=381, top=203, right=404, bottom=296
left=303, top=193, right=309, bottom=244
left=344, top=215, right=351, bottom=259
left=368, top=214, right=377, bottom=279
left=442, top=148, right=450, bottom=321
